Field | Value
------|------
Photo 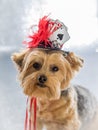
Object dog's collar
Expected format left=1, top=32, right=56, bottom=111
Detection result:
left=61, top=87, right=71, bottom=97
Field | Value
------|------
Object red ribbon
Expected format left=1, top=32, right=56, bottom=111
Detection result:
left=24, top=97, right=37, bottom=130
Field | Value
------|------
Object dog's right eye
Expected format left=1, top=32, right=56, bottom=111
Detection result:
left=50, top=66, right=59, bottom=72
left=33, top=62, right=41, bottom=70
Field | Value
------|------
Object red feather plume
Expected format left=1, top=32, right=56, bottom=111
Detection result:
left=23, top=16, right=54, bottom=48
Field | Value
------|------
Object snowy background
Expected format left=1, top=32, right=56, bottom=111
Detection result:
left=0, top=0, right=98, bottom=130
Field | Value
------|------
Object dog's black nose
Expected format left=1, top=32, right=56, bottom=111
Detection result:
left=38, top=75, right=47, bottom=84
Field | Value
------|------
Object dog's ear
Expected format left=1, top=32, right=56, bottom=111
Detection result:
left=11, top=49, right=28, bottom=71
left=63, top=52, right=84, bottom=72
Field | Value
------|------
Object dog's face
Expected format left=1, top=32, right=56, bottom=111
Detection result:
left=11, top=48, right=83, bottom=100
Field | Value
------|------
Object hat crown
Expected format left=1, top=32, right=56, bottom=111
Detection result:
left=23, top=16, right=70, bottom=49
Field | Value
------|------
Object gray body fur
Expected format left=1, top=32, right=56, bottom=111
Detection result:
left=75, top=86, right=97, bottom=122
left=62, top=85, right=98, bottom=129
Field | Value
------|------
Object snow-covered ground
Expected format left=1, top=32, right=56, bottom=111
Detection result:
left=0, top=0, right=98, bottom=130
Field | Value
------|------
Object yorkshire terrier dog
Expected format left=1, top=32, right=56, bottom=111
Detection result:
left=12, top=48, right=98, bottom=130
left=11, top=16, right=98, bottom=130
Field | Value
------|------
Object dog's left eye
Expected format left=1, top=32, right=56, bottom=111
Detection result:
left=51, top=66, right=59, bottom=72
left=33, top=62, right=41, bottom=70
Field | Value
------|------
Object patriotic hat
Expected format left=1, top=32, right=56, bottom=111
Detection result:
left=23, top=16, right=70, bottom=49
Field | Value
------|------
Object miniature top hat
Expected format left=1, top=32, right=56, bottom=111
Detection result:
left=23, top=16, right=70, bottom=49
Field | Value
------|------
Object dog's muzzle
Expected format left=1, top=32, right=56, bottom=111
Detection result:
left=37, top=75, right=47, bottom=88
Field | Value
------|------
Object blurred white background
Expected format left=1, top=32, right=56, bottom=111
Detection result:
left=0, top=0, right=98, bottom=130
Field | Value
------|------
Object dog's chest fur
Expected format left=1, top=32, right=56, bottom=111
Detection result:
left=30, top=85, right=97, bottom=130
left=37, top=87, right=75, bottom=121
left=35, top=87, right=80, bottom=130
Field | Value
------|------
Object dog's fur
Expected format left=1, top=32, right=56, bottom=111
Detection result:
left=11, top=48, right=98, bottom=130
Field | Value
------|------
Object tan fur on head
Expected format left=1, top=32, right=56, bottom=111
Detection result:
left=11, top=48, right=83, bottom=100
left=11, top=49, right=29, bottom=71
left=63, top=52, right=84, bottom=72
